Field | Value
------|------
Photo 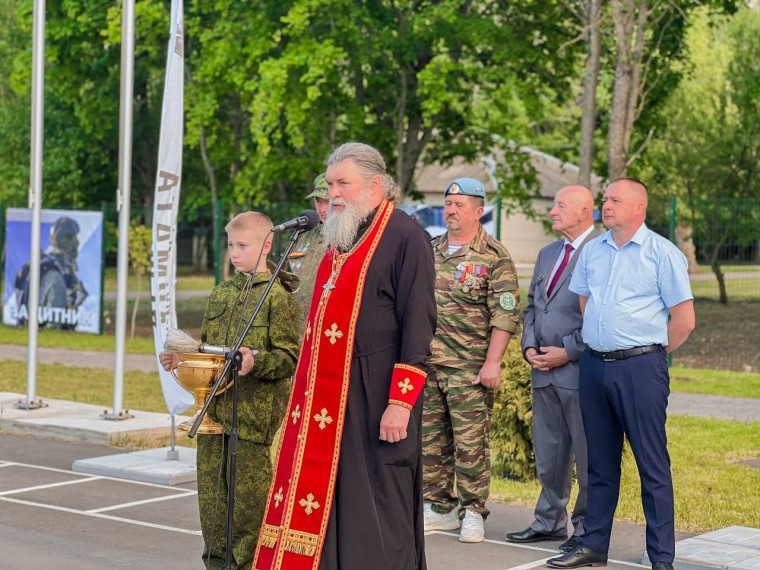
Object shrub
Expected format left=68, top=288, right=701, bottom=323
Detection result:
left=491, top=341, right=535, bottom=481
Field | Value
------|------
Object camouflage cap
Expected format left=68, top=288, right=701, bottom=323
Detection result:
left=306, top=173, right=329, bottom=199
left=445, top=177, right=486, bottom=199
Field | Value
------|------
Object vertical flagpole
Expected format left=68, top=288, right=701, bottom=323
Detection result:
left=16, top=0, right=46, bottom=411
left=104, top=0, right=136, bottom=421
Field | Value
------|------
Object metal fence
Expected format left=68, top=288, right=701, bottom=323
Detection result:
left=647, top=197, right=760, bottom=372
left=101, top=200, right=310, bottom=283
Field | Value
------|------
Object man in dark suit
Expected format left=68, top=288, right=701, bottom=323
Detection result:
left=506, top=185, right=598, bottom=553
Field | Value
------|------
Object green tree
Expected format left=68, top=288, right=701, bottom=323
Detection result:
left=185, top=0, right=580, bottom=211
left=644, top=7, right=760, bottom=303
left=128, top=222, right=151, bottom=339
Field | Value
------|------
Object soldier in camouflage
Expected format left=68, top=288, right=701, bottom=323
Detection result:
left=161, top=212, right=300, bottom=570
left=288, top=173, right=329, bottom=327
left=423, top=177, right=520, bottom=544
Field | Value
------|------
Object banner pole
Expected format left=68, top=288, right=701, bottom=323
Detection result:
left=151, top=0, right=193, bottom=417
left=104, top=0, right=136, bottom=421
left=16, top=0, right=47, bottom=411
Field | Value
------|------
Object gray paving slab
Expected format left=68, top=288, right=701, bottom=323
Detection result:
left=72, top=445, right=197, bottom=485
left=0, top=391, right=176, bottom=444
left=642, top=526, right=760, bottom=570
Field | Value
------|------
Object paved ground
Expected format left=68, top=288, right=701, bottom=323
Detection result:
left=0, top=432, right=687, bottom=570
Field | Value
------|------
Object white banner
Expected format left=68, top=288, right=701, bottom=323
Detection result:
left=151, top=0, right=193, bottom=415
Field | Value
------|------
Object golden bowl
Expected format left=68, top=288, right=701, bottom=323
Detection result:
left=171, top=352, right=229, bottom=435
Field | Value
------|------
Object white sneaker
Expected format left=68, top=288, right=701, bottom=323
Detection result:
left=458, top=509, right=485, bottom=543
left=423, top=502, right=460, bottom=531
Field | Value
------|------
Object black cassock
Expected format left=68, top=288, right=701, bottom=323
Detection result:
left=318, top=208, right=436, bottom=570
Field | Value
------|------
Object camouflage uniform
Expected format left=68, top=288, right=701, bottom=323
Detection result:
left=289, top=172, right=329, bottom=328
left=197, top=265, right=300, bottom=570
left=423, top=224, right=520, bottom=519
left=288, top=223, right=326, bottom=326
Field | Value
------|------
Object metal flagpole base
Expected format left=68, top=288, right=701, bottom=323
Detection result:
left=13, top=399, right=48, bottom=410
left=100, top=409, right=135, bottom=421
left=166, top=415, right=179, bottom=460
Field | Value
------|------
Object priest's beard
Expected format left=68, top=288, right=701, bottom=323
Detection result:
left=323, top=192, right=374, bottom=251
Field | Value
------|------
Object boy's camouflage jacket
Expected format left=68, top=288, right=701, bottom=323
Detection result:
left=201, top=263, right=301, bottom=443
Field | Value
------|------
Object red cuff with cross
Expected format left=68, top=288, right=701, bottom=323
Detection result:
left=388, top=363, right=427, bottom=410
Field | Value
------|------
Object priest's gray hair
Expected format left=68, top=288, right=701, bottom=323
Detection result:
left=327, top=142, right=401, bottom=204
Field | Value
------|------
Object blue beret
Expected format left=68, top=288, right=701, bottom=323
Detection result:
left=444, top=177, right=486, bottom=198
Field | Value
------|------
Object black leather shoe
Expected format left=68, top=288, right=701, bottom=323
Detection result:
left=547, top=546, right=608, bottom=568
left=652, top=563, right=673, bottom=570
left=559, top=536, right=580, bottom=552
left=506, top=527, right=568, bottom=543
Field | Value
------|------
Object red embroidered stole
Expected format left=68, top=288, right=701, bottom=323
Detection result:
left=253, top=200, right=394, bottom=570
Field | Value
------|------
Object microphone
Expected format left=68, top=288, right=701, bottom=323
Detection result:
left=198, top=343, right=231, bottom=356
left=272, top=210, right=320, bottom=232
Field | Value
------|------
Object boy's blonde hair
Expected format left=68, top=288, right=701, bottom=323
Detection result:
left=225, top=211, right=273, bottom=240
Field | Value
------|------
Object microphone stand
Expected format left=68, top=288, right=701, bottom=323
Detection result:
left=187, top=226, right=306, bottom=570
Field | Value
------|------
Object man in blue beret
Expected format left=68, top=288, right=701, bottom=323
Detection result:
left=423, top=177, right=520, bottom=543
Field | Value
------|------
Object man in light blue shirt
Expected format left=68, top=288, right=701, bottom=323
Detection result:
left=548, top=178, right=695, bottom=570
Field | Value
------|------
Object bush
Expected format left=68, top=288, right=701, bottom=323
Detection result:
left=491, top=341, right=535, bottom=481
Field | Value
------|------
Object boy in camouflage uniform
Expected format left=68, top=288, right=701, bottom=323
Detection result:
left=423, top=178, right=520, bottom=543
left=161, top=212, right=300, bottom=569
left=288, top=173, right=329, bottom=326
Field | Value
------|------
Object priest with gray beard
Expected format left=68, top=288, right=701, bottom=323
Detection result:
left=253, top=142, right=437, bottom=570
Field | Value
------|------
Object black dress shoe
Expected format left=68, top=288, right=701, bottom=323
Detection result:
left=547, top=546, right=608, bottom=568
left=506, top=527, right=568, bottom=543
left=652, top=563, right=673, bottom=570
left=559, top=536, right=580, bottom=552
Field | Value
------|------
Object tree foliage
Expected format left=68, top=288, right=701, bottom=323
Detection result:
left=642, top=7, right=760, bottom=302
left=127, top=222, right=151, bottom=339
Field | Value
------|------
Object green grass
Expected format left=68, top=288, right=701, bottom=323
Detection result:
left=0, top=324, right=156, bottom=353
left=0, top=359, right=170, bottom=412
left=690, top=276, right=760, bottom=301
left=670, top=367, right=760, bottom=398
left=0, top=359, right=196, bottom=449
left=697, top=264, right=760, bottom=274
left=493, top=414, right=760, bottom=533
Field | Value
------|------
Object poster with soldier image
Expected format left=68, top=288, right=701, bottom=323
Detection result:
left=3, top=208, right=103, bottom=334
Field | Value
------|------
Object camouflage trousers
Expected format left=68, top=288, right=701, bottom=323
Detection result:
left=197, top=434, right=273, bottom=570
left=422, top=364, right=495, bottom=518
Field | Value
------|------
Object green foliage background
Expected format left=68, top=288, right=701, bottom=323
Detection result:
left=491, top=341, right=535, bottom=481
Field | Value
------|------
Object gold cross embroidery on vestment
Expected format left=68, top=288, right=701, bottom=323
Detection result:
left=313, top=408, right=333, bottom=430
left=274, top=486, right=284, bottom=508
left=324, top=323, right=343, bottom=345
left=291, top=404, right=301, bottom=425
left=398, top=377, right=414, bottom=395
left=299, top=493, right=320, bottom=515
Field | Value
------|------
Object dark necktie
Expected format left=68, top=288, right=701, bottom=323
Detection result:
left=547, top=243, right=574, bottom=297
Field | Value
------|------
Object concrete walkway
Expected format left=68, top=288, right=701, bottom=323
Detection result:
left=0, top=343, right=159, bottom=373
